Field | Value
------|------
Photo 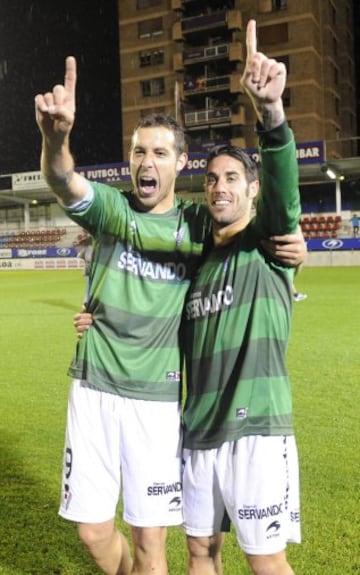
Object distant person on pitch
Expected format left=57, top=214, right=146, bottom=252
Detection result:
left=349, top=213, right=359, bottom=237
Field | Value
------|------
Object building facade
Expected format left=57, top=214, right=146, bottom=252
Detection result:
left=118, top=0, right=357, bottom=161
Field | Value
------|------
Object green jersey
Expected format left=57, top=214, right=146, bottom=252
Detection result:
left=183, top=123, right=301, bottom=449
left=64, top=186, right=210, bottom=401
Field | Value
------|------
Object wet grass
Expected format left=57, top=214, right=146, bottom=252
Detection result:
left=0, top=268, right=359, bottom=574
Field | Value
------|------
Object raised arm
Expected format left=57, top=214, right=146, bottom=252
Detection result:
left=241, top=20, right=301, bottom=241
left=240, top=19, right=286, bottom=130
left=35, top=56, right=90, bottom=205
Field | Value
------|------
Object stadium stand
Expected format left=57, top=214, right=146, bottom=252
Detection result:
left=300, top=214, right=342, bottom=240
left=0, top=228, right=67, bottom=249
left=0, top=213, right=353, bottom=250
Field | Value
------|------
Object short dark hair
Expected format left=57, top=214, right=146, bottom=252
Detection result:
left=132, top=113, right=186, bottom=156
left=207, top=144, right=259, bottom=183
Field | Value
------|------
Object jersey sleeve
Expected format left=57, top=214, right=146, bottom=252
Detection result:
left=61, top=182, right=127, bottom=238
left=255, top=122, right=301, bottom=237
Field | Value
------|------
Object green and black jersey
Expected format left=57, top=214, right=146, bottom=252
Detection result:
left=182, top=123, right=301, bottom=449
left=64, top=186, right=210, bottom=401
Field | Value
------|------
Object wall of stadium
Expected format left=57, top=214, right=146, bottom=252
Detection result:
left=0, top=255, right=84, bottom=271
left=1, top=208, right=359, bottom=270
left=0, top=247, right=359, bottom=271
left=306, top=250, right=360, bottom=266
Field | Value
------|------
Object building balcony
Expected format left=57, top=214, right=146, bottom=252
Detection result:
left=173, top=9, right=242, bottom=38
left=184, top=43, right=229, bottom=63
left=185, top=106, right=232, bottom=128
left=182, top=72, right=243, bottom=96
left=173, top=41, right=242, bottom=71
left=182, top=11, right=227, bottom=34
left=184, top=104, right=245, bottom=131
left=184, top=74, right=231, bottom=96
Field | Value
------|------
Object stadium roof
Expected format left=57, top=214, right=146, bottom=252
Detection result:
left=0, top=156, right=360, bottom=210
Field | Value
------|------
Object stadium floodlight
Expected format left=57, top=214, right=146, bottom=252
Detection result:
left=321, top=164, right=337, bottom=179
left=321, top=164, right=344, bottom=181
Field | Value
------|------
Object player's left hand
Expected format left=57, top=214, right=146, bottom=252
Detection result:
left=261, top=227, right=307, bottom=267
left=73, top=309, right=93, bottom=339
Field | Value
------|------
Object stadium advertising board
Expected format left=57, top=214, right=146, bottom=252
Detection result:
left=11, top=142, right=324, bottom=189
left=307, top=237, right=360, bottom=251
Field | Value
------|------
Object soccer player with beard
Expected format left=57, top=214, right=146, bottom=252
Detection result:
left=182, top=20, right=301, bottom=575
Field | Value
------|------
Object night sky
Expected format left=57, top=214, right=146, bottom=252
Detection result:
left=0, top=2, right=358, bottom=175
left=0, top=0, right=122, bottom=174
left=354, top=2, right=360, bottom=142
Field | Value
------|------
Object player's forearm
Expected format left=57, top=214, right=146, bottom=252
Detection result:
left=41, top=138, right=88, bottom=205
left=253, top=98, right=285, bottom=131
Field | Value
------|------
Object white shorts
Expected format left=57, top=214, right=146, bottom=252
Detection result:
left=59, top=379, right=183, bottom=527
left=183, top=435, right=301, bottom=555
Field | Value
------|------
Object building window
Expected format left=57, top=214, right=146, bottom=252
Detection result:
left=258, top=0, right=287, bottom=12
left=138, top=18, right=163, bottom=39
left=140, top=52, right=151, bottom=67
left=137, top=0, right=161, bottom=7
left=139, top=49, right=165, bottom=67
left=153, top=49, right=164, bottom=65
left=141, top=77, right=165, bottom=97
left=274, top=0, right=287, bottom=9
left=259, top=23, right=288, bottom=45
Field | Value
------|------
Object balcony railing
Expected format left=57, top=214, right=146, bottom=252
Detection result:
left=181, top=11, right=227, bottom=33
left=185, top=107, right=231, bottom=126
left=184, top=74, right=230, bottom=94
left=183, top=43, right=229, bottom=63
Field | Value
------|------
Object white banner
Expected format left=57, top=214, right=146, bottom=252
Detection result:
left=12, top=171, right=46, bottom=191
left=0, top=258, right=84, bottom=271
left=0, top=248, right=12, bottom=259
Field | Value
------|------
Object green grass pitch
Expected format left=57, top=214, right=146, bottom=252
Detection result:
left=0, top=267, right=359, bottom=574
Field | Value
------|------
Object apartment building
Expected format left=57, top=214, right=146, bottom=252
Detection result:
left=118, top=0, right=357, bottom=161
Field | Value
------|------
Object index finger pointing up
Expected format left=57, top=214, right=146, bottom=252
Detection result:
left=245, top=19, right=257, bottom=58
left=64, top=56, right=77, bottom=100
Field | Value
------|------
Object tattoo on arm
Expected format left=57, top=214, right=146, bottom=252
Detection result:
left=262, top=109, right=272, bottom=131
left=260, top=108, right=284, bottom=131
left=45, top=168, right=74, bottom=192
